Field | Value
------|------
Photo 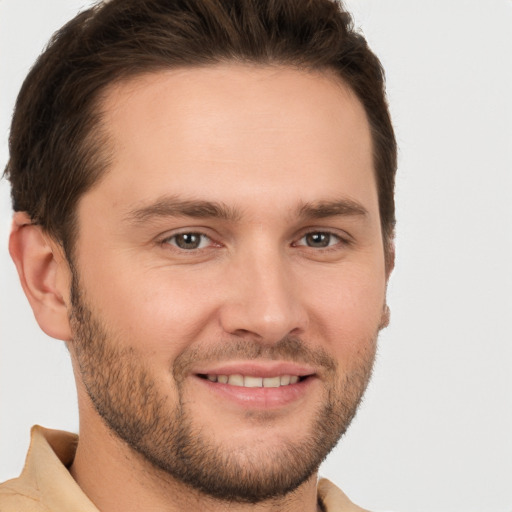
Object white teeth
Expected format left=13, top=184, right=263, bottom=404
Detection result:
left=228, top=374, right=244, bottom=386
left=205, top=374, right=302, bottom=387
left=280, top=375, right=291, bottom=386
left=244, top=376, right=263, bottom=387
left=262, top=376, right=281, bottom=388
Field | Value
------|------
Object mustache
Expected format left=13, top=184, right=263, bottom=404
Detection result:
left=172, top=336, right=338, bottom=381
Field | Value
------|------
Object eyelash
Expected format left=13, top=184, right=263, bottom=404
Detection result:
left=293, top=231, right=345, bottom=250
left=159, top=230, right=350, bottom=252
left=160, top=232, right=217, bottom=251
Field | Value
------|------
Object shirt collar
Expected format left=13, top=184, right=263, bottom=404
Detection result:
left=19, top=425, right=99, bottom=511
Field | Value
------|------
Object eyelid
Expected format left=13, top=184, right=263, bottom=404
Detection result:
left=155, top=227, right=352, bottom=252
left=169, top=233, right=210, bottom=249
left=293, top=228, right=352, bottom=248
left=158, top=228, right=221, bottom=251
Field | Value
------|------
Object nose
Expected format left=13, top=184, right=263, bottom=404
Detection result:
left=219, top=248, right=308, bottom=343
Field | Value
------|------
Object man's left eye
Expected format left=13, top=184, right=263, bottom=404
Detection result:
left=296, top=232, right=341, bottom=248
left=165, top=233, right=211, bottom=250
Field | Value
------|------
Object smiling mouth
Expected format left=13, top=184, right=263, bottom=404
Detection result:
left=198, top=374, right=309, bottom=388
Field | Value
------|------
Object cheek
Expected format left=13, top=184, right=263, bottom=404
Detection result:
left=304, top=265, right=386, bottom=353
left=80, top=260, right=217, bottom=357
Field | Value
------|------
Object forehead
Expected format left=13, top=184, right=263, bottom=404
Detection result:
left=88, top=64, right=376, bottom=219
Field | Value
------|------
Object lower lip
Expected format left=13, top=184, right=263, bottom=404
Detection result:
left=195, top=375, right=316, bottom=409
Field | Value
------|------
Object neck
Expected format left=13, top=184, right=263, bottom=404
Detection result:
left=70, top=410, right=321, bottom=512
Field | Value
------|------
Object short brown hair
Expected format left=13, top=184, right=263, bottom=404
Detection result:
left=5, top=0, right=397, bottom=258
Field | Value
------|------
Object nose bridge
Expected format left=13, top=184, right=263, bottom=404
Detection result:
left=220, top=240, right=306, bottom=342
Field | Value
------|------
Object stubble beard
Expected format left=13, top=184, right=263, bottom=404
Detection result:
left=69, top=272, right=378, bottom=504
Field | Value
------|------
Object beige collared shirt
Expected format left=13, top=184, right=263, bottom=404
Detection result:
left=0, top=426, right=368, bottom=511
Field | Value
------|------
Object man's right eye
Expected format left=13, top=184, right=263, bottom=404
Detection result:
left=164, top=233, right=212, bottom=250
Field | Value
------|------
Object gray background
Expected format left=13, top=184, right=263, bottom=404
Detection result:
left=1, top=1, right=511, bottom=511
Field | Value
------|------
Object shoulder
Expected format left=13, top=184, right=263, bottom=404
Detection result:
left=0, top=425, right=78, bottom=512
left=0, top=478, right=49, bottom=512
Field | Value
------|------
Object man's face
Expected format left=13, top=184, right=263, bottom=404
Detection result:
left=68, top=65, right=388, bottom=502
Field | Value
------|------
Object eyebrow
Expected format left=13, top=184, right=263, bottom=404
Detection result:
left=297, top=199, right=369, bottom=220
left=124, top=196, right=368, bottom=225
left=125, top=196, right=242, bottom=224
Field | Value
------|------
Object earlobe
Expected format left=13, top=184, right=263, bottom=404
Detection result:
left=9, top=212, right=73, bottom=341
left=380, top=241, right=395, bottom=330
left=379, top=304, right=390, bottom=330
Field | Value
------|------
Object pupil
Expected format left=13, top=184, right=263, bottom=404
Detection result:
left=177, top=233, right=201, bottom=249
left=307, top=233, right=329, bottom=247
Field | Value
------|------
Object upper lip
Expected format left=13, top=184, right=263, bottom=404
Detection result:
left=192, top=361, right=317, bottom=378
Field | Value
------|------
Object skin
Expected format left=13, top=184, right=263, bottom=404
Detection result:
left=9, top=64, right=390, bottom=512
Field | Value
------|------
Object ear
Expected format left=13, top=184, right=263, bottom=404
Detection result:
left=9, top=212, right=73, bottom=341
left=380, top=239, right=395, bottom=330
left=379, top=304, right=391, bottom=330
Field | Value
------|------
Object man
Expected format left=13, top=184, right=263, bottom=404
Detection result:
left=1, top=0, right=396, bottom=510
